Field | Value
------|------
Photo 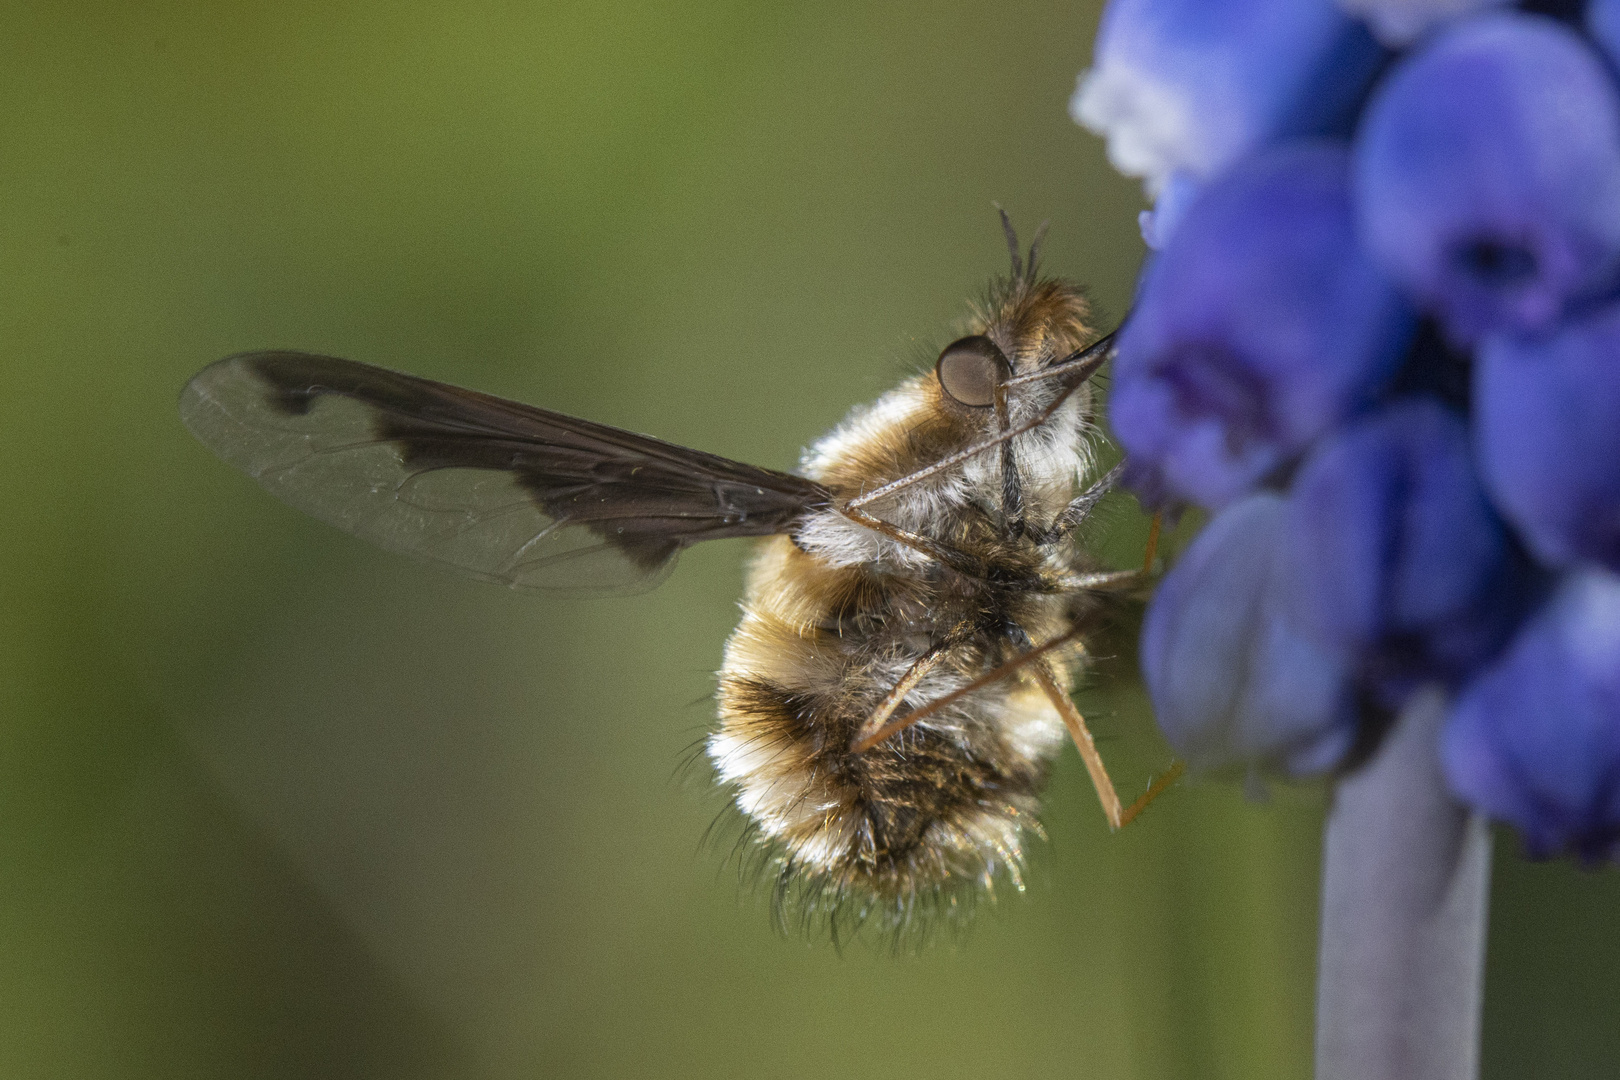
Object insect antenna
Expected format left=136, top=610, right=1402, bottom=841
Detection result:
left=994, top=203, right=1023, bottom=279
left=992, top=205, right=1050, bottom=285
left=1025, top=219, right=1051, bottom=284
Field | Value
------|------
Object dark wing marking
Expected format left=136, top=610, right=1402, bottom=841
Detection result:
left=179, top=351, right=832, bottom=592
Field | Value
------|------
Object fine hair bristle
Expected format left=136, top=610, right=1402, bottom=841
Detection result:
left=695, top=787, right=1015, bottom=952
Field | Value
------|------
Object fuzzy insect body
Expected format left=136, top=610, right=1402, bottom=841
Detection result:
left=711, top=275, right=1112, bottom=922
left=178, top=221, right=1168, bottom=938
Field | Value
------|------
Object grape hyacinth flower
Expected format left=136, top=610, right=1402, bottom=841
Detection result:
left=1075, top=1, right=1620, bottom=1075
left=1284, top=397, right=1533, bottom=703
left=1477, top=301, right=1620, bottom=570
left=1110, top=143, right=1414, bottom=509
left=1082, top=0, right=1620, bottom=873
left=1072, top=0, right=1382, bottom=245
left=1444, top=569, right=1620, bottom=861
left=1141, top=494, right=1356, bottom=773
left=1356, top=14, right=1620, bottom=345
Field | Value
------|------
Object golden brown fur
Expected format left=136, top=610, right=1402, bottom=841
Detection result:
left=707, top=272, right=1111, bottom=934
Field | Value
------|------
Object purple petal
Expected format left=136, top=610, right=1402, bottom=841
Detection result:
left=1442, top=569, right=1620, bottom=861
left=1138, top=170, right=1200, bottom=249
left=1142, top=494, right=1357, bottom=773
left=1477, top=300, right=1620, bottom=571
left=1073, top=0, right=1382, bottom=201
left=1285, top=397, right=1533, bottom=704
left=1355, top=13, right=1620, bottom=345
left=1113, top=143, right=1414, bottom=509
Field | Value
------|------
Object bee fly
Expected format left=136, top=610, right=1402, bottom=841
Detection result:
left=179, top=213, right=1180, bottom=935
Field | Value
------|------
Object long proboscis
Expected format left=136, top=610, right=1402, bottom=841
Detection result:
left=1002, top=329, right=1117, bottom=388
left=844, top=332, right=1117, bottom=512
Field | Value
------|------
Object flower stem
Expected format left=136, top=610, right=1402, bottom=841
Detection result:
left=1315, top=686, right=1493, bottom=1080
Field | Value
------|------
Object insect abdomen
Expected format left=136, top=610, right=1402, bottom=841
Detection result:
left=707, top=537, right=1067, bottom=926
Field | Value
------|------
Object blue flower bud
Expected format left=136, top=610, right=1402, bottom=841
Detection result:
left=1477, top=302, right=1620, bottom=572
left=1285, top=398, right=1532, bottom=704
left=1355, top=13, right=1620, bottom=345
left=1142, top=494, right=1358, bottom=774
left=1442, top=569, right=1620, bottom=861
left=1339, top=0, right=1511, bottom=47
left=1112, top=143, right=1414, bottom=509
left=1072, top=0, right=1383, bottom=210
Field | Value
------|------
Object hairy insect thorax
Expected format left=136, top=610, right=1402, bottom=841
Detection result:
left=708, top=277, right=1108, bottom=930
left=795, top=277, right=1097, bottom=573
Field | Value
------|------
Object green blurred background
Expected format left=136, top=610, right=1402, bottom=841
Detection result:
left=0, top=2, right=1616, bottom=1077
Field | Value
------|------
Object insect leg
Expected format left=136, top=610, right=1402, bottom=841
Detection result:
left=1141, top=510, right=1164, bottom=574
left=994, top=379, right=1027, bottom=539
left=1039, top=487, right=1164, bottom=593
left=1119, top=759, right=1186, bottom=827
left=850, top=629, right=1184, bottom=822
left=850, top=629, right=1083, bottom=753
left=1046, top=569, right=1145, bottom=593
left=1029, top=662, right=1126, bottom=830
left=847, top=645, right=951, bottom=751
left=836, top=504, right=986, bottom=575
left=1010, top=618, right=1181, bottom=831
left=1035, top=462, right=1122, bottom=544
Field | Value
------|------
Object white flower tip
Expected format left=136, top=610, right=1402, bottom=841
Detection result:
left=1068, top=68, right=1111, bottom=137
left=1070, top=65, right=1191, bottom=194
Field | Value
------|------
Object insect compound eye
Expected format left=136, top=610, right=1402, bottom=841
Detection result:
left=935, top=335, right=1010, bottom=408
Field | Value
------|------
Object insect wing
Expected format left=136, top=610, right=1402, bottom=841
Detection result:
left=179, top=351, right=831, bottom=593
